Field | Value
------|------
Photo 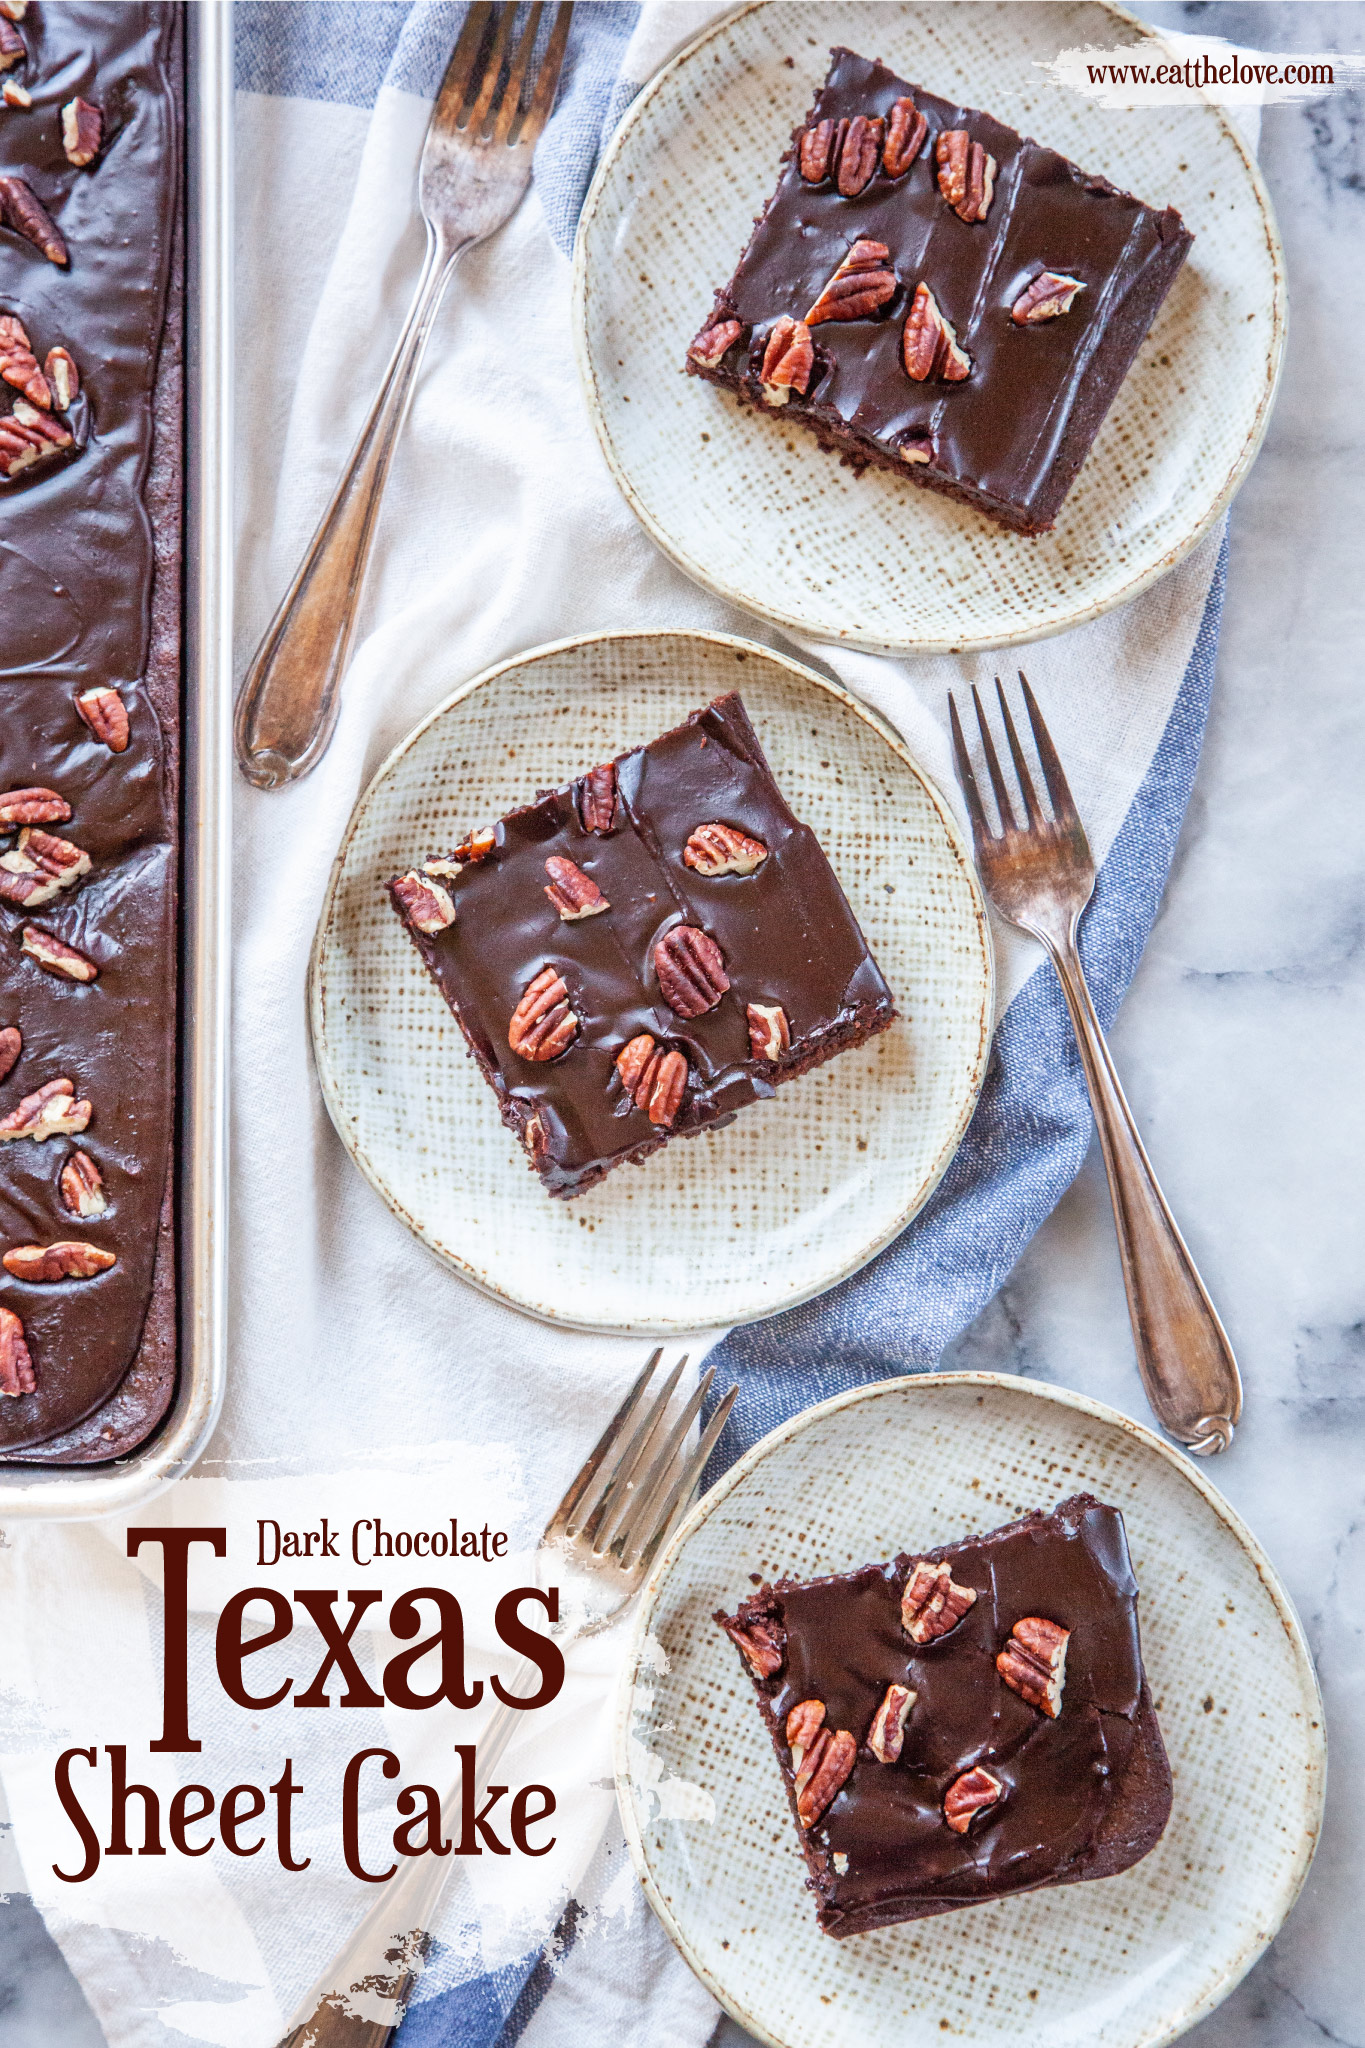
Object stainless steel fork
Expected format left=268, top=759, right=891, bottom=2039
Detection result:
left=235, top=1, right=574, bottom=790
left=277, top=1348, right=736, bottom=2048
left=950, top=675, right=1243, bottom=1456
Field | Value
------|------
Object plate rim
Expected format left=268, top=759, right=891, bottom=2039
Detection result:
left=613, top=1369, right=1327, bottom=2048
left=571, top=0, right=1288, bottom=658
left=307, top=626, right=996, bottom=1334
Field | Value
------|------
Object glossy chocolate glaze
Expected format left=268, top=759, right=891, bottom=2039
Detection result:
left=390, top=694, right=896, bottom=1196
left=689, top=49, right=1193, bottom=533
left=0, top=5, right=179, bottom=1455
left=718, top=1496, right=1172, bottom=1933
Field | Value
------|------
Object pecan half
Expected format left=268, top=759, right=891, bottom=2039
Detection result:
left=60, top=1149, right=106, bottom=1218
left=682, top=820, right=768, bottom=876
left=1011, top=271, right=1086, bottom=324
left=720, top=1612, right=784, bottom=1679
left=0, top=1077, right=91, bottom=1142
left=2, top=78, right=29, bottom=107
left=61, top=97, right=103, bottom=169
left=882, top=97, right=928, bottom=178
left=997, top=1615, right=1069, bottom=1717
left=11, top=396, right=72, bottom=447
left=746, top=1003, right=790, bottom=1061
left=45, top=345, right=78, bottom=412
left=902, top=282, right=971, bottom=383
left=20, top=925, right=98, bottom=982
left=0, top=1025, right=18, bottom=1083
left=0, top=1306, right=34, bottom=1397
left=0, top=418, right=52, bottom=476
left=935, top=130, right=997, bottom=223
left=654, top=924, right=729, bottom=1017
left=785, top=1698, right=826, bottom=1777
left=798, top=117, right=841, bottom=184
left=508, top=966, right=579, bottom=1061
left=944, top=1765, right=1003, bottom=1834
left=758, top=316, right=814, bottom=405
left=75, top=686, right=129, bottom=752
left=614, top=1034, right=687, bottom=1127
left=796, top=1727, right=857, bottom=1828
left=0, top=16, right=21, bottom=67
left=0, top=827, right=91, bottom=907
left=544, top=855, right=609, bottom=921
left=806, top=239, right=897, bottom=326
left=867, top=1681, right=916, bottom=1763
left=901, top=1558, right=978, bottom=1644
left=838, top=114, right=884, bottom=197
left=0, top=313, right=51, bottom=407
left=392, top=870, right=455, bottom=935
left=688, top=317, right=743, bottom=369
left=579, top=763, right=618, bottom=835
left=0, top=176, right=68, bottom=266
left=4, top=1240, right=115, bottom=1282
left=0, top=787, right=69, bottom=826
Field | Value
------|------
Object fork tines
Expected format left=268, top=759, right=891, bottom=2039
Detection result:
left=440, top=1, right=573, bottom=149
left=949, top=671, right=1082, bottom=844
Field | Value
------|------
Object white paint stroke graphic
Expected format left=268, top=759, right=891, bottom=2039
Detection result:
left=1037, top=34, right=1365, bottom=109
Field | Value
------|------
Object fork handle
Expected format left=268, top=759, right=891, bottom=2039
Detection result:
left=234, top=225, right=463, bottom=790
left=1047, top=934, right=1243, bottom=1455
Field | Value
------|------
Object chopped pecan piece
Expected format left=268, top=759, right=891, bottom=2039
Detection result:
left=0, top=827, right=91, bottom=907
left=0, top=3, right=28, bottom=22
left=720, top=1612, right=784, bottom=1678
left=4, top=1240, right=115, bottom=1282
left=0, top=1306, right=34, bottom=1397
left=0, top=1026, right=18, bottom=1083
left=944, top=1765, right=1004, bottom=1834
left=882, top=97, right=928, bottom=178
left=544, top=855, right=609, bottom=921
left=935, top=129, right=997, bottom=222
left=508, top=966, right=579, bottom=1061
left=392, top=870, right=455, bottom=935
left=758, top=316, right=814, bottom=405
left=798, top=117, right=840, bottom=183
left=45, top=345, right=79, bottom=411
left=901, top=1558, right=978, bottom=1644
left=0, top=176, right=68, bottom=266
left=20, top=925, right=99, bottom=982
left=60, top=1149, right=106, bottom=1218
left=614, top=1034, right=687, bottom=1127
left=688, top=316, right=743, bottom=369
left=897, top=431, right=935, bottom=465
left=0, top=313, right=51, bottom=407
left=997, top=1615, right=1069, bottom=1717
left=795, top=1726, right=857, bottom=1828
left=451, top=825, right=495, bottom=864
left=75, top=685, right=130, bottom=753
left=902, top=282, right=971, bottom=383
left=867, top=1681, right=916, bottom=1763
left=654, top=924, right=729, bottom=1017
left=746, top=1003, right=790, bottom=1061
left=682, top=820, right=768, bottom=876
left=806, top=239, right=897, bottom=326
left=579, top=763, right=618, bottom=835
left=837, top=114, right=884, bottom=197
left=0, top=1077, right=91, bottom=1142
left=785, top=1698, right=826, bottom=1776
left=61, top=97, right=103, bottom=169
left=2, top=78, right=29, bottom=107
left=0, top=787, right=70, bottom=826
left=1011, top=271, right=1086, bottom=325
left=0, top=16, right=21, bottom=67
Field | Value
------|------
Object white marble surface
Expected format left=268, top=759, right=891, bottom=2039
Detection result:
left=3, top=5, right=1361, bottom=2043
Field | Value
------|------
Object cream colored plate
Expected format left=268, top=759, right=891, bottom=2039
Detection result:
left=309, top=631, right=992, bottom=1333
left=573, top=1, right=1285, bottom=656
left=617, top=1374, right=1325, bottom=2048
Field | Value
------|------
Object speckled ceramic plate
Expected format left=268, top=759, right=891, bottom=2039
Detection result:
left=617, top=1374, right=1324, bottom=2048
left=573, top=1, right=1285, bottom=656
left=308, top=631, right=992, bottom=1333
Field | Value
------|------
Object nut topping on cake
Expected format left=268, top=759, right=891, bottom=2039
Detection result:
left=0, top=3, right=26, bottom=22
left=508, top=967, right=579, bottom=1061
left=882, top=97, right=928, bottom=178
left=944, top=1765, right=1004, bottom=1834
left=798, top=117, right=840, bottom=183
left=0, top=1307, right=34, bottom=1398
left=544, top=856, right=609, bottom=921
left=11, top=397, right=72, bottom=447
left=688, top=317, right=743, bottom=369
left=720, top=1612, right=785, bottom=1678
left=758, top=316, right=814, bottom=405
left=75, top=686, right=130, bottom=752
left=0, top=828, right=91, bottom=907
left=1, top=78, right=29, bottom=106
left=0, top=314, right=51, bottom=407
left=897, top=432, right=935, bottom=465
left=392, top=870, right=455, bottom=935
left=901, top=1558, right=978, bottom=1644
left=796, top=1727, right=857, bottom=1828
left=867, top=1681, right=916, bottom=1763
left=0, top=16, right=21, bottom=67
left=806, top=240, right=897, bottom=326
left=0, top=176, right=68, bottom=266
left=4, top=1240, right=115, bottom=1282
left=615, top=1035, right=687, bottom=1127
left=746, top=1003, right=790, bottom=1061
left=0, top=1078, right=91, bottom=1142
left=654, top=924, right=729, bottom=1017
left=935, top=130, right=997, bottom=222
left=61, top=98, right=103, bottom=169
left=997, top=1615, right=1069, bottom=1717
left=785, top=1698, right=826, bottom=1776
left=20, top=926, right=98, bottom=982
left=60, top=1150, right=106, bottom=1217
left=0, top=788, right=70, bottom=826
left=45, top=346, right=78, bottom=411
left=837, top=113, right=884, bottom=197
left=682, top=821, right=769, bottom=876
left=1012, top=271, right=1086, bottom=324
left=0, top=1027, right=19, bottom=1083
left=452, top=825, right=496, bottom=864
left=579, top=762, right=619, bottom=835
left=902, top=283, right=972, bottom=383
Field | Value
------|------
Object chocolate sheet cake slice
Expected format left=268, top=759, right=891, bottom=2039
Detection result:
left=387, top=692, right=896, bottom=1197
left=717, top=1495, right=1172, bottom=1935
left=686, top=48, right=1193, bottom=535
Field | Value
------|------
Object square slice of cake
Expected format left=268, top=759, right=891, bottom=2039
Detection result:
left=387, top=693, right=896, bottom=1197
left=716, top=1494, right=1172, bottom=1935
left=685, top=48, right=1193, bottom=535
